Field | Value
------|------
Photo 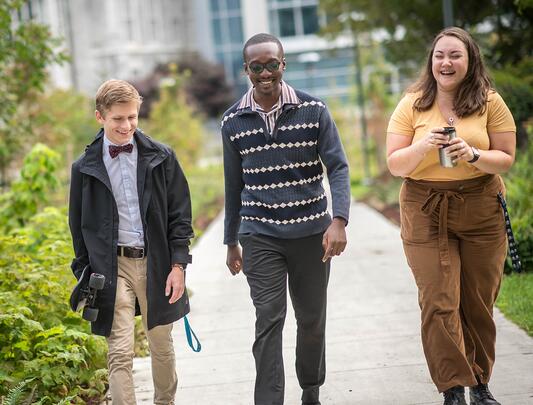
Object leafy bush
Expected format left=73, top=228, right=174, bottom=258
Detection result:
left=31, top=89, right=99, bottom=180
left=504, top=129, right=533, bottom=273
left=0, top=144, right=60, bottom=231
left=492, top=64, right=533, bottom=148
left=187, top=164, right=225, bottom=241
left=0, top=0, right=66, bottom=185
left=144, top=68, right=205, bottom=170
left=0, top=147, right=107, bottom=403
left=132, top=54, right=235, bottom=119
left=0, top=207, right=108, bottom=403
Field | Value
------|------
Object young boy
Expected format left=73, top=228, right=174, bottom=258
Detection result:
left=68, top=79, right=193, bottom=404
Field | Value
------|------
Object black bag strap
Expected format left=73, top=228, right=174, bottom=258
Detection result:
left=497, top=192, right=522, bottom=272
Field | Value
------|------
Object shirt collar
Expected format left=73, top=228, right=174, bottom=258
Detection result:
left=237, top=81, right=300, bottom=111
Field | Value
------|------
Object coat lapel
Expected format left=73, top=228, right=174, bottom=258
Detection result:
left=135, top=130, right=168, bottom=221
left=79, top=130, right=112, bottom=192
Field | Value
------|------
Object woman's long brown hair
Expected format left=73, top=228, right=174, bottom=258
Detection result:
left=408, top=27, right=492, bottom=118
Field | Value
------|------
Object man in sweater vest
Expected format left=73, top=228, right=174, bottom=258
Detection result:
left=221, top=33, right=351, bottom=405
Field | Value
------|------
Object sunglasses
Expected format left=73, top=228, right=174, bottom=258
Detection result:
left=248, top=60, right=282, bottom=74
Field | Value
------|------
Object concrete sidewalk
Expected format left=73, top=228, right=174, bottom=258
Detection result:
left=132, top=203, right=533, bottom=404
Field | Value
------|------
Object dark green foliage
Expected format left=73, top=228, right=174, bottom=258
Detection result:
left=0, top=150, right=107, bottom=403
left=504, top=130, right=533, bottom=273
left=319, top=0, right=533, bottom=71
left=0, top=144, right=60, bottom=231
left=0, top=0, right=67, bottom=185
left=133, top=53, right=235, bottom=119
left=2, top=378, right=36, bottom=405
left=187, top=164, right=225, bottom=241
left=143, top=69, right=204, bottom=169
left=492, top=59, right=533, bottom=148
left=0, top=207, right=108, bottom=403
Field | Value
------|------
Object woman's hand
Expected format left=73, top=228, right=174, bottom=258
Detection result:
left=445, top=137, right=474, bottom=163
left=415, top=128, right=452, bottom=155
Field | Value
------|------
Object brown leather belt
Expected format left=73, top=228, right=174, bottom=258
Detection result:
left=117, top=246, right=145, bottom=259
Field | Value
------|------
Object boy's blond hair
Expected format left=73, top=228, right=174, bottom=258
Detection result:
left=95, top=79, right=143, bottom=116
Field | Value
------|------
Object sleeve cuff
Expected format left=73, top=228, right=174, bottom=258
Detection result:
left=171, top=249, right=192, bottom=265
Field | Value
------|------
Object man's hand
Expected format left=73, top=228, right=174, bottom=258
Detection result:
left=226, top=245, right=243, bottom=275
left=322, top=217, right=347, bottom=262
left=165, top=265, right=185, bottom=304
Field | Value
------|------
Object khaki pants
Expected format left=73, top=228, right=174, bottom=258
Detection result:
left=106, top=256, right=177, bottom=405
left=400, top=175, right=507, bottom=392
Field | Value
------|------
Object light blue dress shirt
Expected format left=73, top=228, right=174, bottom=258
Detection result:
left=102, top=135, right=144, bottom=247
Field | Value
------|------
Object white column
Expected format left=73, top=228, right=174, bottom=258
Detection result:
left=241, top=0, right=269, bottom=40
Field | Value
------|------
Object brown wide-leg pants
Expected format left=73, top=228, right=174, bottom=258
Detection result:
left=400, top=174, right=507, bottom=392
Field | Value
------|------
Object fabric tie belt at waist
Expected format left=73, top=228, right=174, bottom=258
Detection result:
left=421, top=189, right=464, bottom=271
left=409, top=175, right=492, bottom=273
left=408, top=174, right=522, bottom=273
left=117, top=246, right=145, bottom=259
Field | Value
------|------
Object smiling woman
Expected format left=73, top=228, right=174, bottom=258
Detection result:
left=431, top=35, right=469, bottom=95
left=386, top=27, right=516, bottom=405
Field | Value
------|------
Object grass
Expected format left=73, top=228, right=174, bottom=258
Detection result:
left=496, top=272, right=533, bottom=336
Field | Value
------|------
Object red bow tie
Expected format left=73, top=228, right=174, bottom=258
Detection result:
left=109, top=143, right=133, bottom=158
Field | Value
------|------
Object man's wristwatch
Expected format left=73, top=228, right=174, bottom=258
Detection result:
left=172, top=263, right=185, bottom=272
left=467, top=147, right=480, bottom=163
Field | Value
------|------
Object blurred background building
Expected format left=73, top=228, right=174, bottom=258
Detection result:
left=12, top=0, right=199, bottom=93
left=15, top=0, right=399, bottom=100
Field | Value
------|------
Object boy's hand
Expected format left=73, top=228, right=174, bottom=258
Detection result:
left=226, top=245, right=242, bottom=275
left=165, top=265, right=185, bottom=304
left=322, top=217, right=347, bottom=262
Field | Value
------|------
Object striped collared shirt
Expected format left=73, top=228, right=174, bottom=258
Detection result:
left=237, top=81, right=300, bottom=135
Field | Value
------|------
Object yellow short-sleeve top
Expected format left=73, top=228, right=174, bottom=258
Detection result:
left=387, top=91, right=516, bottom=181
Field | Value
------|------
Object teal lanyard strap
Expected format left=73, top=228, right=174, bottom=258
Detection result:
left=183, top=315, right=201, bottom=352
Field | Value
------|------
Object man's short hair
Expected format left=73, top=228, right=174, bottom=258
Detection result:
left=242, top=33, right=284, bottom=61
left=95, top=79, right=143, bottom=116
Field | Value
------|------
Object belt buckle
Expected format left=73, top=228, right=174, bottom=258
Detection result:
left=136, top=247, right=145, bottom=259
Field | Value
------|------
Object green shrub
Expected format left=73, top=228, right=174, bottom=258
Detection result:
left=0, top=207, right=108, bottom=403
left=504, top=129, right=533, bottom=273
left=187, top=163, right=224, bottom=241
left=0, top=146, right=107, bottom=403
left=0, top=144, right=59, bottom=232
left=144, top=69, right=205, bottom=170
left=492, top=65, right=533, bottom=148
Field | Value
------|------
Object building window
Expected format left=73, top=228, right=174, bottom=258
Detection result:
left=278, top=8, right=296, bottom=37
left=117, top=0, right=135, bottom=41
left=269, top=0, right=320, bottom=38
left=209, top=0, right=245, bottom=90
left=302, top=5, right=318, bottom=35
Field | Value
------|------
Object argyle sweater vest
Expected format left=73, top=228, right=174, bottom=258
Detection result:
left=222, top=90, right=350, bottom=245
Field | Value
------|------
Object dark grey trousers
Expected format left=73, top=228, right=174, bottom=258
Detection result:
left=239, top=232, right=330, bottom=405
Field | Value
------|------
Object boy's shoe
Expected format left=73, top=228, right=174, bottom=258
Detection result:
left=443, top=386, right=467, bottom=405
left=469, top=383, right=501, bottom=405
